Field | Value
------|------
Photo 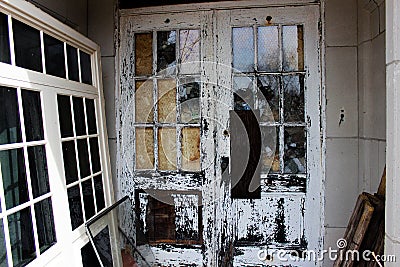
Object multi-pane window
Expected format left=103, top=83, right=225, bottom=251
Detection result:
left=0, top=86, right=56, bottom=266
left=134, top=30, right=201, bottom=172
left=232, top=25, right=306, bottom=191
left=0, top=11, right=92, bottom=85
left=57, top=95, right=106, bottom=230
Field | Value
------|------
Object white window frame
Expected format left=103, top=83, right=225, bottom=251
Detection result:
left=0, top=0, right=120, bottom=266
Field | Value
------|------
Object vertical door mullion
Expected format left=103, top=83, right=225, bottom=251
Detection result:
left=153, top=31, right=159, bottom=170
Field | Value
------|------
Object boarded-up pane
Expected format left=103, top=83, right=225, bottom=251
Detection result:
left=158, top=79, right=176, bottom=123
left=181, top=127, right=200, bottom=171
left=158, top=128, right=177, bottom=170
left=135, top=80, right=154, bottom=123
left=135, top=128, right=154, bottom=169
left=282, top=25, right=304, bottom=72
left=135, top=33, right=153, bottom=76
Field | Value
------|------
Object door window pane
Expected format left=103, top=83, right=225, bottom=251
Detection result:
left=284, top=127, right=306, bottom=174
left=0, top=12, right=11, bottom=64
left=135, top=128, right=154, bottom=169
left=258, top=26, right=280, bottom=72
left=34, top=198, right=56, bottom=253
left=0, top=149, right=29, bottom=210
left=257, top=76, right=280, bottom=122
left=73, top=97, right=86, bottom=136
left=282, top=25, right=304, bottom=72
left=181, top=127, right=200, bottom=171
left=28, top=146, right=50, bottom=198
left=233, top=76, right=253, bottom=111
left=283, top=75, right=305, bottom=122
left=135, top=80, right=154, bottom=123
left=85, top=99, right=97, bottom=135
left=22, top=90, right=44, bottom=141
left=82, top=179, right=95, bottom=220
left=0, top=87, right=22, bottom=145
left=67, top=185, right=84, bottom=230
left=178, top=78, right=200, bottom=123
left=44, top=34, right=66, bottom=78
left=179, top=29, right=200, bottom=74
left=232, top=27, right=254, bottom=72
left=12, top=19, right=42, bottom=72
left=158, top=79, right=176, bottom=123
left=261, top=126, right=279, bottom=173
left=66, top=45, right=79, bottom=82
left=158, top=128, right=177, bottom=170
left=94, top=175, right=105, bottom=211
left=157, top=31, right=176, bottom=73
left=62, top=141, right=78, bottom=184
left=80, top=51, right=92, bottom=85
left=135, top=33, right=153, bottom=76
left=57, top=95, right=73, bottom=138
left=77, top=139, right=90, bottom=178
left=8, top=208, right=36, bottom=266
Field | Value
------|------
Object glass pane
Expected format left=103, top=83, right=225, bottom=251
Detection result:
left=261, top=126, right=279, bottom=173
left=282, top=25, right=304, bottom=72
left=283, top=75, right=305, bottom=122
left=89, top=138, right=101, bottom=173
left=62, top=141, right=78, bottom=184
left=135, top=128, right=154, bottom=169
left=44, top=34, right=66, bottom=78
left=12, top=19, right=42, bottom=72
left=0, top=12, right=11, bottom=64
left=81, top=227, right=113, bottom=267
left=0, top=149, right=29, bottom=209
left=78, top=139, right=90, bottom=178
left=258, top=26, right=280, bottom=72
left=157, top=31, right=176, bottom=73
left=8, top=208, right=36, bottom=265
left=135, top=80, right=154, bottom=123
left=284, top=127, right=306, bottom=174
left=0, top=86, right=22, bottom=145
left=85, top=99, right=97, bottom=135
left=34, top=198, right=56, bottom=253
left=135, top=33, right=153, bottom=76
left=233, top=76, right=253, bottom=111
left=57, top=95, right=73, bottom=138
left=66, top=44, right=79, bottom=82
left=22, top=90, right=44, bottom=141
left=232, top=27, right=254, bottom=72
left=82, top=179, right=95, bottom=220
left=73, top=97, right=86, bottom=136
left=94, top=175, right=105, bottom=211
left=158, top=79, right=176, bottom=123
left=80, top=51, right=92, bottom=85
left=178, top=77, right=200, bottom=123
left=0, top=219, right=8, bottom=266
left=181, top=127, right=200, bottom=171
left=28, top=146, right=50, bottom=198
left=257, top=76, right=280, bottom=122
left=67, top=185, right=84, bottom=230
left=179, top=29, right=200, bottom=74
left=158, top=128, right=176, bottom=170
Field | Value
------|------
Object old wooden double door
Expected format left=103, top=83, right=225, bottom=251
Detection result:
left=119, top=3, right=323, bottom=266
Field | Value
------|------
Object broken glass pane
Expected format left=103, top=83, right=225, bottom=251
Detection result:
left=157, top=31, right=176, bottom=73
left=283, top=75, right=304, bottom=122
left=158, top=128, right=177, bottom=170
left=257, top=75, right=280, bottom=122
left=179, top=77, right=200, bottom=123
left=181, top=127, right=200, bottom=171
left=135, top=33, right=153, bottom=76
left=179, top=29, right=200, bottom=74
left=282, top=25, right=304, bottom=72
left=261, top=126, right=279, bottom=173
left=257, top=26, right=280, bottom=72
left=135, top=128, right=154, bottom=169
left=284, top=127, right=306, bottom=174
left=233, top=76, right=254, bottom=111
left=158, top=79, right=176, bottom=123
left=135, top=80, right=154, bottom=123
left=232, top=27, right=254, bottom=72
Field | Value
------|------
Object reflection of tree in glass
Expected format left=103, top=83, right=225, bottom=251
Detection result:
left=157, top=31, right=176, bottom=71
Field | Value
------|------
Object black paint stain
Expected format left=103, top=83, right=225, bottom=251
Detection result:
left=203, top=118, right=209, bottom=132
left=274, top=198, right=287, bottom=243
